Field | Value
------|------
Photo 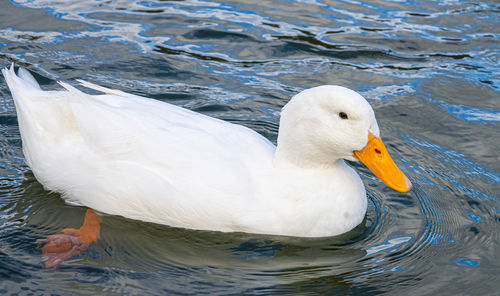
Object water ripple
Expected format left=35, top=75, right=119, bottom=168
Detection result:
left=1, top=0, right=499, bottom=294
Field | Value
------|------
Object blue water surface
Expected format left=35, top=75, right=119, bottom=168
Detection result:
left=0, top=0, right=499, bottom=295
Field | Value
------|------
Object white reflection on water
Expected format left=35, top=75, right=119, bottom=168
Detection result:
left=365, top=235, right=413, bottom=256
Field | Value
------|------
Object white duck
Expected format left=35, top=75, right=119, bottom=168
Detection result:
left=2, top=64, right=411, bottom=243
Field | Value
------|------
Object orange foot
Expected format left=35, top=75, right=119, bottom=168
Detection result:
left=36, top=209, right=102, bottom=269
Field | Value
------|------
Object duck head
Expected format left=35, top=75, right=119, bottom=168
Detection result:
left=275, top=85, right=412, bottom=193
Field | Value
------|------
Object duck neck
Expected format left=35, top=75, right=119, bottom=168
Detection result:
left=274, top=140, right=342, bottom=170
left=272, top=139, right=366, bottom=204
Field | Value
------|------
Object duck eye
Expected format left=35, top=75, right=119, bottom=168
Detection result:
left=339, top=112, right=348, bottom=120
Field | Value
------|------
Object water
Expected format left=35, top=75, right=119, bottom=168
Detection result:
left=0, top=0, right=499, bottom=294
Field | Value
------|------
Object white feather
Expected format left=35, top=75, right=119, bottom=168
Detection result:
left=2, top=66, right=383, bottom=237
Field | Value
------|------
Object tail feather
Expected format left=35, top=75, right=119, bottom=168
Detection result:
left=2, top=64, right=41, bottom=93
left=17, top=67, right=41, bottom=90
left=2, top=65, right=47, bottom=167
left=2, top=65, right=41, bottom=126
left=76, top=79, right=131, bottom=97
left=58, top=81, right=87, bottom=100
left=2, top=65, right=78, bottom=136
left=2, top=64, right=45, bottom=109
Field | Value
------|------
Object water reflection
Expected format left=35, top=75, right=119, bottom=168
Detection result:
left=0, top=0, right=499, bottom=294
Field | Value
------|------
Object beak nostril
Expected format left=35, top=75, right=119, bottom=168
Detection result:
left=374, top=148, right=382, bottom=155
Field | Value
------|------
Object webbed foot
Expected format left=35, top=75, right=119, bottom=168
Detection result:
left=37, top=209, right=102, bottom=269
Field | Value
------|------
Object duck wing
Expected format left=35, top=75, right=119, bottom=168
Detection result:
left=3, top=66, right=275, bottom=230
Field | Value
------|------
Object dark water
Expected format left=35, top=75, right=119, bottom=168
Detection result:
left=0, top=0, right=499, bottom=294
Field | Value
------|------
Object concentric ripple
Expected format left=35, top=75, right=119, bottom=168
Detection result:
left=0, top=0, right=499, bottom=294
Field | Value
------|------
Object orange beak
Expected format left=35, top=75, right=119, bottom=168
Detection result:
left=353, top=132, right=412, bottom=192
